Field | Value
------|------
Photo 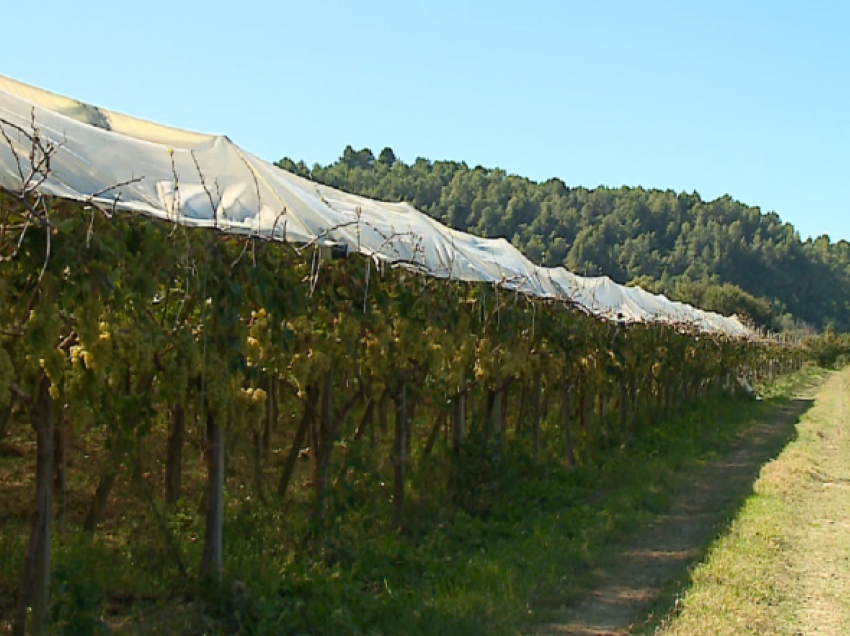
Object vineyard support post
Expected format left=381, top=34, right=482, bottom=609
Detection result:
left=630, top=374, right=639, bottom=429
left=392, top=382, right=406, bottom=527
left=200, top=409, right=224, bottom=581
left=54, top=416, right=68, bottom=535
left=452, top=391, right=466, bottom=452
left=377, top=389, right=389, bottom=439
left=516, top=382, right=528, bottom=434
left=561, top=379, right=575, bottom=467
left=14, top=374, right=53, bottom=636
left=599, top=392, right=608, bottom=439
left=251, top=424, right=267, bottom=504
left=619, top=378, right=628, bottom=434
left=165, top=406, right=185, bottom=506
left=579, top=385, right=590, bottom=436
left=311, top=367, right=335, bottom=524
left=532, top=370, right=542, bottom=463
left=405, top=390, right=416, bottom=456
left=490, top=388, right=503, bottom=438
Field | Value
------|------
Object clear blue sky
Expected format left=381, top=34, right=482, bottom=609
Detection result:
left=4, top=0, right=848, bottom=242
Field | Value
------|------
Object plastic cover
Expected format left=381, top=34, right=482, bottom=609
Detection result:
left=0, top=74, right=750, bottom=338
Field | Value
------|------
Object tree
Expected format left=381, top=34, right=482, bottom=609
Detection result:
left=378, top=147, right=397, bottom=167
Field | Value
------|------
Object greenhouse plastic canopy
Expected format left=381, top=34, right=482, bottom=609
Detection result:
left=0, top=74, right=751, bottom=338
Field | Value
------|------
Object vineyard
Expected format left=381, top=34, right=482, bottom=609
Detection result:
left=0, top=78, right=802, bottom=635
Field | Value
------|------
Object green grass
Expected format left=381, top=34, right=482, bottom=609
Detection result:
left=0, top=369, right=823, bottom=636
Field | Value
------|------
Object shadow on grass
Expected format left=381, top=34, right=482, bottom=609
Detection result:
left=616, top=396, right=814, bottom=636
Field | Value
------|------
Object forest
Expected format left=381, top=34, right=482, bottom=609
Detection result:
left=279, top=147, right=850, bottom=332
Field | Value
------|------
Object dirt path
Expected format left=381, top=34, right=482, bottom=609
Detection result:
left=532, top=379, right=822, bottom=636
left=650, top=367, right=850, bottom=636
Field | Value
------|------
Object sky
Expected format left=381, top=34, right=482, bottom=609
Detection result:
left=3, top=0, right=848, bottom=242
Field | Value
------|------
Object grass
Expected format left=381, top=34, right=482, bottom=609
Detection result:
left=646, top=366, right=850, bottom=635
left=0, top=368, right=823, bottom=635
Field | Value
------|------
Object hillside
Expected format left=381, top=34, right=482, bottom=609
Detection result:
left=279, top=147, right=850, bottom=331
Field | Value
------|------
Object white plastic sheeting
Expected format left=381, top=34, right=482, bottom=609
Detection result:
left=0, top=74, right=750, bottom=338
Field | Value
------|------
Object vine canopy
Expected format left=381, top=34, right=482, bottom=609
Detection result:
left=0, top=73, right=749, bottom=337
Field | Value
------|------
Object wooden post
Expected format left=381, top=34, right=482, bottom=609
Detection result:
left=392, top=382, right=407, bottom=528
left=0, top=406, right=11, bottom=444
left=452, top=392, right=466, bottom=452
left=619, top=378, right=628, bottom=434
left=311, top=367, right=334, bottom=524
left=630, top=374, right=639, bottom=429
left=404, top=389, right=416, bottom=456
left=262, top=378, right=277, bottom=461
left=14, top=374, right=53, bottom=636
left=377, top=389, right=389, bottom=440
left=54, top=416, right=68, bottom=535
left=532, top=370, right=542, bottom=464
left=516, top=382, right=528, bottom=434
left=200, top=410, right=224, bottom=581
left=501, top=380, right=510, bottom=434
left=251, top=426, right=267, bottom=504
left=490, top=388, right=503, bottom=438
left=578, top=384, right=589, bottom=435
left=165, top=406, right=185, bottom=506
left=561, top=379, right=575, bottom=467
left=600, top=392, right=609, bottom=439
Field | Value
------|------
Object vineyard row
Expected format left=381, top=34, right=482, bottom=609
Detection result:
left=0, top=194, right=797, bottom=636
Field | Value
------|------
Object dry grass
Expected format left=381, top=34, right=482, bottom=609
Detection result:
left=651, top=367, right=850, bottom=636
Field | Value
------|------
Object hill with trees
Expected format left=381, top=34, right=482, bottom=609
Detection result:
left=278, top=147, right=850, bottom=331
